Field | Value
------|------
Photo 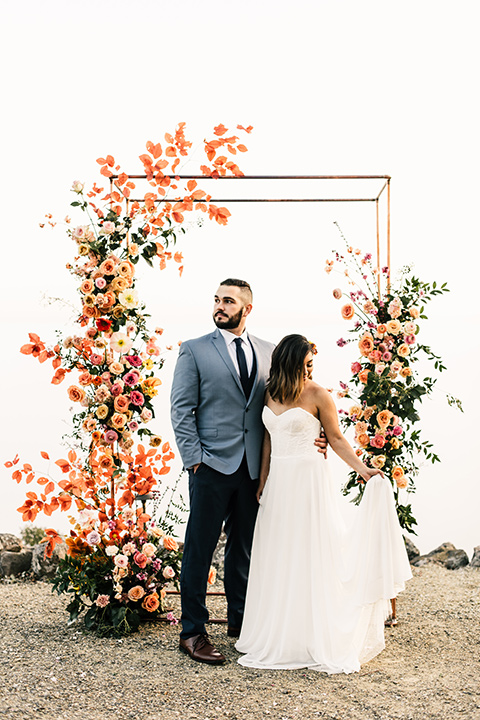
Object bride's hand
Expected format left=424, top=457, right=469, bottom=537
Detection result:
left=359, top=467, right=385, bottom=482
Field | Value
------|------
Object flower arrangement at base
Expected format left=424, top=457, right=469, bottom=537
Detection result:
left=5, top=123, right=251, bottom=634
left=53, top=507, right=182, bottom=636
left=326, top=232, right=462, bottom=533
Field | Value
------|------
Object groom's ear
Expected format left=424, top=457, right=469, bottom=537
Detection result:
left=243, top=303, right=253, bottom=317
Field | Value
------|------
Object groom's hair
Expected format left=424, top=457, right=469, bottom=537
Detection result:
left=220, top=278, right=253, bottom=304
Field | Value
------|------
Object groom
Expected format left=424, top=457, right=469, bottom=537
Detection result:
left=171, top=278, right=326, bottom=664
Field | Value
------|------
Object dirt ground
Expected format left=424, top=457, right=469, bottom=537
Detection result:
left=0, top=564, right=479, bottom=720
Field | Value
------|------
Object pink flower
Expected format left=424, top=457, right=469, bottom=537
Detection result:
left=126, top=355, right=143, bottom=368
left=95, top=277, right=107, bottom=289
left=104, top=429, right=118, bottom=444
left=382, top=351, right=392, bottom=362
left=404, top=334, right=416, bottom=345
left=392, top=425, right=403, bottom=436
left=140, top=408, right=153, bottom=422
left=134, top=552, right=148, bottom=569
left=102, top=221, right=116, bottom=234
left=90, top=353, right=104, bottom=365
left=86, top=531, right=101, bottom=546
left=114, top=554, right=129, bottom=568
left=370, top=434, right=386, bottom=449
left=162, top=565, right=175, bottom=579
left=351, top=361, right=362, bottom=374
left=166, top=611, right=179, bottom=626
left=333, top=288, right=342, bottom=299
left=95, top=594, right=110, bottom=608
left=130, top=391, right=145, bottom=407
left=128, top=420, right=139, bottom=432
left=111, top=382, right=124, bottom=397
left=123, top=371, right=140, bottom=387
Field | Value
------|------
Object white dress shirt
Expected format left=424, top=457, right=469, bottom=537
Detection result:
left=219, top=328, right=254, bottom=376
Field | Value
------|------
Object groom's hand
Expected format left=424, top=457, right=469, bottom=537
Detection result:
left=314, top=431, right=328, bottom=459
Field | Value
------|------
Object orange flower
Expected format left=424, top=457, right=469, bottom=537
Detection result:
left=163, top=536, right=178, bottom=551
left=80, top=279, right=95, bottom=294
left=341, top=303, right=355, bottom=320
left=356, top=432, right=370, bottom=448
left=114, top=395, right=130, bottom=413
left=65, top=535, right=91, bottom=558
left=400, top=367, right=412, bottom=378
left=127, top=586, right=145, bottom=602
left=142, top=592, right=160, bottom=612
left=397, top=343, right=410, bottom=358
left=358, top=369, right=371, bottom=384
left=392, top=466, right=407, bottom=489
left=67, top=385, right=86, bottom=403
left=377, top=410, right=393, bottom=428
left=98, top=454, right=114, bottom=470
left=358, top=333, right=374, bottom=356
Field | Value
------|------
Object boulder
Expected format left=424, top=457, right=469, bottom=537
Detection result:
left=0, top=533, right=22, bottom=553
left=0, top=549, right=33, bottom=577
left=470, top=546, right=480, bottom=567
left=404, top=536, right=420, bottom=562
left=411, top=542, right=469, bottom=570
left=31, top=541, right=67, bottom=580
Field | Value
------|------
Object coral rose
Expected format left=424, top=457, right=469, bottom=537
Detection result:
left=133, top=552, right=148, bottom=569
left=114, top=395, right=130, bottom=413
left=142, top=592, right=160, bottom=612
left=370, top=434, right=386, bottom=449
left=358, top=333, right=374, bottom=356
left=110, top=413, right=127, bottom=429
left=80, top=279, right=95, bottom=294
left=163, top=536, right=178, bottom=551
left=68, top=385, right=86, bottom=403
left=351, top=361, right=362, bottom=374
left=358, top=369, right=371, bottom=384
left=341, top=303, right=355, bottom=320
left=99, top=258, right=117, bottom=275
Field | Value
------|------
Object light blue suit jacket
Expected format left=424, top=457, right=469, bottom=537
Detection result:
left=170, top=329, right=274, bottom=479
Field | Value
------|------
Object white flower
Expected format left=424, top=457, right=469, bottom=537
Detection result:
left=105, top=545, right=119, bottom=557
left=119, top=289, right=139, bottom=309
left=86, top=531, right=101, bottom=546
left=71, top=180, right=84, bottom=193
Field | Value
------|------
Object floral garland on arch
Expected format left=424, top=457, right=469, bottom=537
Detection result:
left=5, top=123, right=250, bottom=636
left=325, top=233, right=462, bottom=534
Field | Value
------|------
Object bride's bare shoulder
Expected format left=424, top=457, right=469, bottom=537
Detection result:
left=305, top=381, right=334, bottom=405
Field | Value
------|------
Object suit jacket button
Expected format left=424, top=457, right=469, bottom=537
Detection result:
left=244, top=429, right=249, bottom=433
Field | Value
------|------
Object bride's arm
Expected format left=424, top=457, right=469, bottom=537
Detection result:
left=256, top=428, right=271, bottom=502
left=316, top=387, right=383, bottom=482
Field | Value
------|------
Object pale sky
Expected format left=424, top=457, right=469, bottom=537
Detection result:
left=1, top=0, right=479, bottom=555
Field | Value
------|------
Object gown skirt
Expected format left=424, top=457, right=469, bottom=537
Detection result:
left=235, top=406, right=412, bottom=674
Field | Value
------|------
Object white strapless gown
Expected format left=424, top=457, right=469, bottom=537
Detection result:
left=236, top=406, right=412, bottom=674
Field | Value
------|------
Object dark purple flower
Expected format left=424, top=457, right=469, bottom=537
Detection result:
left=337, top=338, right=348, bottom=347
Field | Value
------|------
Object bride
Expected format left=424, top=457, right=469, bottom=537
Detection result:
left=236, top=334, right=412, bottom=674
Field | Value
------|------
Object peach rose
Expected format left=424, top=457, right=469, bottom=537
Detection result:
left=99, top=258, right=117, bottom=275
left=96, top=404, right=109, bottom=420
left=109, top=361, right=124, bottom=375
left=163, top=536, right=178, bottom=551
left=397, top=343, right=410, bottom=357
left=127, top=586, right=145, bottom=602
left=133, top=552, right=148, bottom=569
left=99, top=454, right=114, bottom=470
left=110, top=276, right=129, bottom=293
left=370, top=434, right=386, bottom=449
left=404, top=321, right=416, bottom=335
left=117, top=260, right=135, bottom=278
left=363, top=406, right=375, bottom=420
left=390, top=360, right=403, bottom=374
left=110, top=413, right=127, bottom=429
left=142, top=543, right=156, bottom=558
left=68, top=385, right=86, bottom=403
left=349, top=405, right=363, bottom=420
left=142, top=592, right=160, bottom=613
left=80, top=279, right=95, bottom=294
left=358, top=369, right=371, bottom=384
left=341, top=303, right=355, bottom=320
left=78, top=371, right=93, bottom=386
left=377, top=409, right=393, bottom=428
left=356, top=432, right=370, bottom=448
left=386, top=319, right=402, bottom=335
left=389, top=438, right=402, bottom=450
left=358, top=333, right=375, bottom=356
left=114, top=395, right=130, bottom=413
left=371, top=455, right=386, bottom=469
left=392, top=466, right=407, bottom=488
left=409, top=306, right=420, bottom=319
left=374, top=363, right=386, bottom=375
left=400, top=367, right=412, bottom=378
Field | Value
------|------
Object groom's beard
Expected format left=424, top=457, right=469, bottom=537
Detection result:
left=214, top=308, right=244, bottom=330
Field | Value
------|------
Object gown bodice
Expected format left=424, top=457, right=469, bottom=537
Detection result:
left=262, top=405, right=321, bottom=459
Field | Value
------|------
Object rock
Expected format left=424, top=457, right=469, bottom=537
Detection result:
left=0, top=533, right=22, bottom=553
left=404, top=536, right=420, bottom=561
left=211, top=530, right=227, bottom=581
left=0, top=549, right=33, bottom=577
left=411, top=542, right=469, bottom=570
left=31, top=541, right=67, bottom=580
left=470, top=546, right=480, bottom=567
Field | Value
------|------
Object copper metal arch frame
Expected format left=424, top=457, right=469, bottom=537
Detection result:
left=110, top=174, right=391, bottom=297
left=124, top=174, right=395, bottom=623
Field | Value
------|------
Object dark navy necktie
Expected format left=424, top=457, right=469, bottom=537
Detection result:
left=234, top=337, right=249, bottom=396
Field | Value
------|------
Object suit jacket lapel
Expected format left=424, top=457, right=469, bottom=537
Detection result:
left=248, top=335, right=267, bottom=405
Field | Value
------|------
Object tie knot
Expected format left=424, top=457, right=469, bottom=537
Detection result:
left=234, top=337, right=243, bottom=347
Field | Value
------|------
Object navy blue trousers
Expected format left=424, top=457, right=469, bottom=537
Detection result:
left=180, top=457, right=258, bottom=639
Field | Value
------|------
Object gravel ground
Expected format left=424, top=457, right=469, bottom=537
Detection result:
left=0, top=565, right=479, bottom=720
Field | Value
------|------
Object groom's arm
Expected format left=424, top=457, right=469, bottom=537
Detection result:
left=170, top=342, right=203, bottom=470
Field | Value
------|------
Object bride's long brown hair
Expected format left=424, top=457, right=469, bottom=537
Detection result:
left=267, top=334, right=315, bottom=404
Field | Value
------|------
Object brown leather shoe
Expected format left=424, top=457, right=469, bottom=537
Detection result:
left=227, top=626, right=241, bottom=638
left=179, top=634, right=226, bottom=665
